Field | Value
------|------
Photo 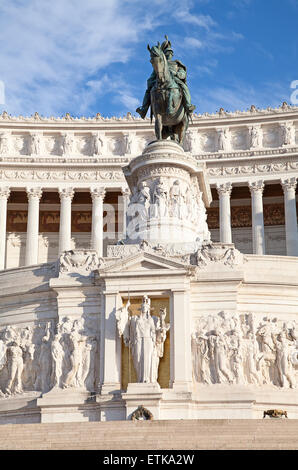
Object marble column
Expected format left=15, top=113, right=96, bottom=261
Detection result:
left=0, top=187, right=10, bottom=270
left=99, top=291, right=122, bottom=394
left=216, top=182, right=232, bottom=243
left=90, top=187, right=106, bottom=256
left=120, top=187, right=130, bottom=240
left=281, top=177, right=298, bottom=256
left=90, top=187, right=105, bottom=256
left=170, top=289, right=192, bottom=392
left=58, top=187, right=74, bottom=254
left=249, top=180, right=266, bottom=255
left=25, top=187, right=42, bottom=266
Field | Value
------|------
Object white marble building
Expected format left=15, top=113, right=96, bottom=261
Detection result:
left=0, top=104, right=297, bottom=423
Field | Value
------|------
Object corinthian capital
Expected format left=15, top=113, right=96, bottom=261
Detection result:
left=281, top=177, right=297, bottom=192
left=0, top=186, right=10, bottom=199
left=59, top=187, right=75, bottom=200
left=26, top=187, right=43, bottom=200
left=90, top=186, right=106, bottom=201
left=216, top=182, right=232, bottom=197
left=248, top=180, right=264, bottom=194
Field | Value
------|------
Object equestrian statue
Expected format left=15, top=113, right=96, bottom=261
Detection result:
left=136, top=36, right=195, bottom=145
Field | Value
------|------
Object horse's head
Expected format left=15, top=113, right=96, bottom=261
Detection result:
left=147, top=42, right=167, bottom=84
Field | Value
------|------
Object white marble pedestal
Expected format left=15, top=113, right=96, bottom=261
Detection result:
left=37, top=387, right=99, bottom=423
left=123, top=140, right=212, bottom=245
left=121, top=382, right=163, bottom=420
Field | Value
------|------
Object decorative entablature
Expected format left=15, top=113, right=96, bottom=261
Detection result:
left=0, top=104, right=298, bottom=186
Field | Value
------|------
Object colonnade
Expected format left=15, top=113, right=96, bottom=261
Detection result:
left=0, top=178, right=297, bottom=270
left=0, top=186, right=129, bottom=270
left=216, top=177, right=298, bottom=256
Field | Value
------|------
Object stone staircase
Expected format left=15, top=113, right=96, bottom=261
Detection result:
left=0, top=419, right=297, bottom=450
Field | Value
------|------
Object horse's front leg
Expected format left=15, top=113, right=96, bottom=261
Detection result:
left=155, top=114, right=163, bottom=140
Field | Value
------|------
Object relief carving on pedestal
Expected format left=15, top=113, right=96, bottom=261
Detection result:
left=126, top=168, right=210, bottom=242
left=192, top=312, right=298, bottom=388
left=0, top=317, right=99, bottom=397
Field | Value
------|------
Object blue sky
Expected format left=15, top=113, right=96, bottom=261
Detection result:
left=0, top=0, right=297, bottom=117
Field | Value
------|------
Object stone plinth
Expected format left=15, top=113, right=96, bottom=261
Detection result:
left=37, top=388, right=98, bottom=423
left=123, top=140, right=212, bottom=245
left=121, top=382, right=163, bottom=420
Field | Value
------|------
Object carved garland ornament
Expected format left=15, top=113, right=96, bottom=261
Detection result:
left=59, top=250, right=104, bottom=274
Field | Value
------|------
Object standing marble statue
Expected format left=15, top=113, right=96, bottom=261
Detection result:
left=218, top=128, right=231, bottom=152
left=282, top=122, right=295, bottom=146
left=123, top=133, right=134, bottom=154
left=0, top=132, right=10, bottom=154
left=38, top=322, right=52, bottom=393
left=51, top=332, right=64, bottom=388
left=62, top=133, right=74, bottom=155
left=273, top=330, right=296, bottom=388
left=250, top=126, right=263, bottom=149
left=30, top=133, right=41, bottom=155
left=136, top=182, right=151, bottom=222
left=170, top=180, right=183, bottom=219
left=5, top=341, right=24, bottom=394
left=209, top=329, right=233, bottom=384
left=151, top=178, right=168, bottom=218
left=92, top=132, right=104, bottom=155
left=63, top=320, right=84, bottom=388
left=116, top=295, right=169, bottom=383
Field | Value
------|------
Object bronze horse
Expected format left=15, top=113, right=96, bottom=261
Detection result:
left=148, top=43, right=189, bottom=145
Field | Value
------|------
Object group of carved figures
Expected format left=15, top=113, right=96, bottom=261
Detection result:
left=0, top=317, right=98, bottom=397
left=127, top=176, right=209, bottom=233
left=185, top=122, right=297, bottom=153
left=116, top=296, right=170, bottom=383
left=192, top=312, right=298, bottom=388
left=0, top=122, right=296, bottom=157
left=0, top=131, right=142, bottom=157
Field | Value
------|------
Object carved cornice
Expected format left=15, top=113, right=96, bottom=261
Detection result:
left=196, top=146, right=298, bottom=161
left=0, top=168, right=125, bottom=183
left=207, top=158, right=298, bottom=179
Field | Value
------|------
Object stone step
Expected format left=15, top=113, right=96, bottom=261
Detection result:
left=0, top=420, right=297, bottom=450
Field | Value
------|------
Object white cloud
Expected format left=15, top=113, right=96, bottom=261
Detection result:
left=184, top=37, right=204, bottom=49
left=116, top=92, right=139, bottom=109
left=85, top=73, right=139, bottom=114
left=0, top=0, right=265, bottom=117
left=196, top=59, right=218, bottom=76
left=0, top=0, right=159, bottom=116
left=174, top=9, right=216, bottom=30
left=193, top=80, right=290, bottom=113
